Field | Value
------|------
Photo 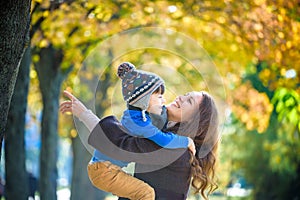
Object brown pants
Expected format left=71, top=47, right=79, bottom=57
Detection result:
left=87, top=161, right=155, bottom=200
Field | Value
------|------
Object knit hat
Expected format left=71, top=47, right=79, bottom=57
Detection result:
left=117, top=62, right=164, bottom=111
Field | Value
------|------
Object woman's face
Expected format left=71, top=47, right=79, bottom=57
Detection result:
left=166, top=91, right=204, bottom=122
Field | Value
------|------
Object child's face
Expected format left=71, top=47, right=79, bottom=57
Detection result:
left=147, top=92, right=165, bottom=115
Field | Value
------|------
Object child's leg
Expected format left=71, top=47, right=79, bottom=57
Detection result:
left=87, top=161, right=155, bottom=200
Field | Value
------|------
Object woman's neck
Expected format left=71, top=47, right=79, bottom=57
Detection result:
left=166, top=108, right=180, bottom=122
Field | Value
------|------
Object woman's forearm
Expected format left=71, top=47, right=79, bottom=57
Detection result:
left=88, top=116, right=186, bottom=165
left=78, top=109, right=100, bottom=132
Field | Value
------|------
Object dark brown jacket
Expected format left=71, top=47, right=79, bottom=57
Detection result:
left=88, top=116, right=191, bottom=200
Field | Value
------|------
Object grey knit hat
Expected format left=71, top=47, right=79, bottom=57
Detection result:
left=117, top=62, right=164, bottom=111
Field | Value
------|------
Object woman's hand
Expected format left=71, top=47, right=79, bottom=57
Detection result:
left=59, top=90, right=87, bottom=118
left=188, top=137, right=196, bottom=155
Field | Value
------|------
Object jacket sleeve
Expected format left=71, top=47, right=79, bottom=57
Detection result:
left=147, top=130, right=188, bottom=149
left=122, top=110, right=188, bottom=149
left=88, top=116, right=187, bottom=165
left=125, top=120, right=189, bottom=149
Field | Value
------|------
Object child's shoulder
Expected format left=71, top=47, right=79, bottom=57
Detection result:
left=123, top=109, right=152, bottom=126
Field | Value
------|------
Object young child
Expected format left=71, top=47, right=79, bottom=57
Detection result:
left=86, top=62, right=195, bottom=200
left=118, top=62, right=195, bottom=150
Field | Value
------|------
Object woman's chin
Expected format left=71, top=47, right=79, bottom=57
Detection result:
left=167, top=102, right=178, bottom=109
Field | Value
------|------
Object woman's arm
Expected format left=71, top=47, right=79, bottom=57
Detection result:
left=89, top=116, right=187, bottom=165
left=60, top=90, right=187, bottom=165
left=123, top=113, right=195, bottom=154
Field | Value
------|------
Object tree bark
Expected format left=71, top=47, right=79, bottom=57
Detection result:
left=35, top=46, right=65, bottom=200
left=0, top=0, right=32, bottom=157
left=5, top=47, right=31, bottom=200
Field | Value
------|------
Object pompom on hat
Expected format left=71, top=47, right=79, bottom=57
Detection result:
left=117, top=62, right=164, bottom=111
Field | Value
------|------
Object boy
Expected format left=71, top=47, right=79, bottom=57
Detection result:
left=86, top=62, right=195, bottom=199
left=118, top=62, right=195, bottom=150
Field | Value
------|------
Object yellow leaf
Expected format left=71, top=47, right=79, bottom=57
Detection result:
left=275, top=155, right=281, bottom=164
left=280, top=68, right=286, bottom=76
left=254, top=0, right=265, bottom=5
left=144, top=6, right=154, bottom=14
left=43, top=11, right=49, bottom=18
left=203, top=14, right=210, bottom=20
left=70, top=129, right=77, bottom=138
left=257, top=126, right=264, bottom=133
left=96, top=13, right=104, bottom=20
left=32, top=55, right=40, bottom=63
left=39, top=39, right=48, bottom=48
left=30, top=68, right=37, bottom=79
left=275, top=50, right=282, bottom=62
left=278, top=32, right=284, bottom=39
left=292, top=24, right=298, bottom=33
left=286, top=41, right=292, bottom=49
left=254, top=23, right=263, bottom=31
left=217, top=16, right=226, bottom=24
left=230, top=44, right=238, bottom=51
left=279, top=8, right=286, bottom=15
left=277, top=15, right=284, bottom=22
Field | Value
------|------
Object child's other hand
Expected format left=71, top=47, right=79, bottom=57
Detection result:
left=187, top=137, right=196, bottom=155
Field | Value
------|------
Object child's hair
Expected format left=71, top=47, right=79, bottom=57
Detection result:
left=152, top=84, right=165, bottom=95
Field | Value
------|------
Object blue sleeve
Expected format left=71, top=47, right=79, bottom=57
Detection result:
left=92, top=150, right=128, bottom=168
left=147, top=129, right=189, bottom=149
left=121, top=110, right=189, bottom=149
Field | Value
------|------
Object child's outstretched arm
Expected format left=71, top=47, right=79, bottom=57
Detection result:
left=148, top=130, right=196, bottom=155
left=60, top=90, right=100, bottom=132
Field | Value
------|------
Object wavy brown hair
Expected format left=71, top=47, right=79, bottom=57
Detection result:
left=168, top=91, right=219, bottom=199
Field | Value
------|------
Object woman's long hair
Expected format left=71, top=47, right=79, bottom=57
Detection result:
left=167, top=92, right=219, bottom=199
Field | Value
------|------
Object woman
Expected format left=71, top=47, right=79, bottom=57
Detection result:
left=60, top=90, right=220, bottom=200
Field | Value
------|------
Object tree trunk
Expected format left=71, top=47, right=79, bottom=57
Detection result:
left=71, top=126, right=108, bottom=200
left=35, top=46, right=65, bottom=200
left=4, top=47, right=31, bottom=200
left=70, top=53, right=113, bottom=200
left=0, top=0, right=32, bottom=157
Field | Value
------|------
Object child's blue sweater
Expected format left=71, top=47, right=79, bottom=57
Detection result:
left=121, top=109, right=188, bottom=149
